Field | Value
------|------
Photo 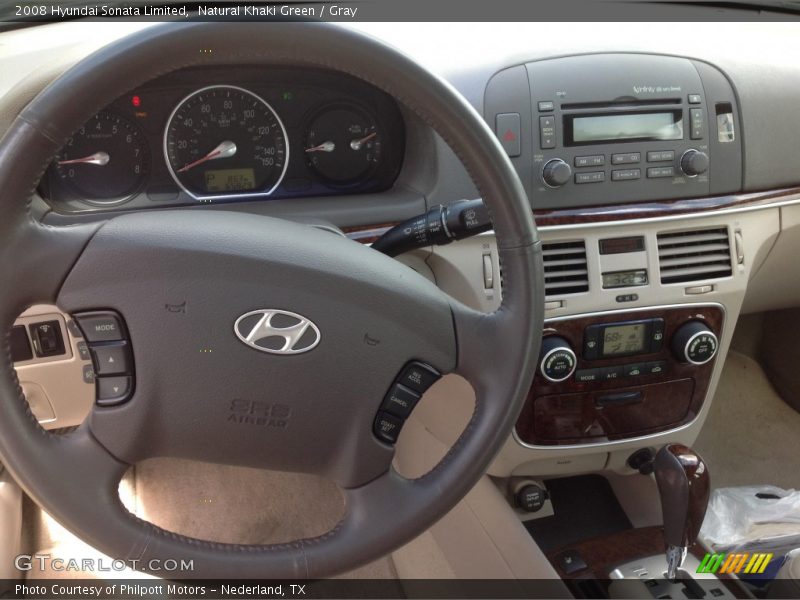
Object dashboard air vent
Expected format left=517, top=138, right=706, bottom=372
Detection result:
left=657, top=227, right=732, bottom=284
left=542, top=240, right=589, bottom=297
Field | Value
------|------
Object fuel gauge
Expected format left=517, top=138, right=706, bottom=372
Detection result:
left=304, top=106, right=382, bottom=185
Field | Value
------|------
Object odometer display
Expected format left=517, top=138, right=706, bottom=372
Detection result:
left=164, top=85, right=288, bottom=200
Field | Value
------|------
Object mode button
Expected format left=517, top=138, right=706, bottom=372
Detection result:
left=75, top=312, right=125, bottom=342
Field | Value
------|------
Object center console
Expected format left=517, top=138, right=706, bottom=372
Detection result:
left=516, top=304, right=723, bottom=446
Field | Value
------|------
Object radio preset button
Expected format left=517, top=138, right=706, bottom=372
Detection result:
left=575, top=155, right=605, bottom=168
left=647, top=150, right=675, bottom=163
left=575, top=171, right=605, bottom=184
left=647, top=166, right=675, bottom=178
left=539, top=115, right=556, bottom=149
left=611, top=152, right=641, bottom=165
left=611, top=168, right=641, bottom=181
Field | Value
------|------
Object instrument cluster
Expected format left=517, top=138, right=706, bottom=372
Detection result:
left=42, top=66, right=405, bottom=212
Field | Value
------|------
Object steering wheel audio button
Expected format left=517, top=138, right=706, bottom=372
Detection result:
left=75, top=312, right=125, bottom=342
left=90, top=342, right=132, bottom=376
left=97, top=376, right=132, bottom=406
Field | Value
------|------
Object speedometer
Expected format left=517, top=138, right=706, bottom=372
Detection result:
left=164, top=85, right=288, bottom=200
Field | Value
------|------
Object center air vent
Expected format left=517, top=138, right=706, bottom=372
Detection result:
left=542, top=240, right=589, bottom=297
left=657, top=227, right=732, bottom=284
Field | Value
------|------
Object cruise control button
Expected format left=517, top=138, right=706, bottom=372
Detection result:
left=381, top=384, right=421, bottom=419
left=96, top=376, right=132, bottom=406
left=398, top=362, right=440, bottom=394
left=374, top=411, right=403, bottom=444
left=75, top=312, right=125, bottom=342
left=91, top=342, right=132, bottom=376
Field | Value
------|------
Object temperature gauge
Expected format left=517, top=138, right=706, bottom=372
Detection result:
left=304, top=105, right=382, bottom=185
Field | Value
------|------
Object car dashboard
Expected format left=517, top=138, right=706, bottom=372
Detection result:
left=4, top=20, right=800, bottom=484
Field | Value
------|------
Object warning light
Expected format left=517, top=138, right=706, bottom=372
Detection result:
left=131, top=95, right=142, bottom=108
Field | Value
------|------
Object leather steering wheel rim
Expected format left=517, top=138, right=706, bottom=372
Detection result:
left=0, top=22, right=543, bottom=578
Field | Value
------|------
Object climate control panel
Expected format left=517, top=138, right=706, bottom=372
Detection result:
left=518, top=305, right=724, bottom=446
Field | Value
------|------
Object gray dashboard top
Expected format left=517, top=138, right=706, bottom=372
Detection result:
left=2, top=21, right=799, bottom=223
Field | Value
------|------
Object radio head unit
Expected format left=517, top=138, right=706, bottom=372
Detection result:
left=484, top=53, right=743, bottom=210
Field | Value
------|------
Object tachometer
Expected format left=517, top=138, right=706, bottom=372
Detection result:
left=164, top=85, right=288, bottom=200
left=54, top=111, right=148, bottom=205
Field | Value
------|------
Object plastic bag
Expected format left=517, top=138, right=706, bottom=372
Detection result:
left=700, top=486, right=800, bottom=553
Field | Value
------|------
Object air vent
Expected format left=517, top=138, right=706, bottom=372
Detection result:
left=657, top=227, right=732, bottom=284
left=542, top=240, right=589, bottom=297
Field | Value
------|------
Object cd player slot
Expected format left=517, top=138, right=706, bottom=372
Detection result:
left=560, top=98, right=682, bottom=111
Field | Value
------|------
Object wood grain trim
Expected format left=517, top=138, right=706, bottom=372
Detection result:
left=516, top=306, right=724, bottom=446
left=533, top=186, right=800, bottom=226
left=343, top=187, right=800, bottom=242
left=342, top=222, right=397, bottom=244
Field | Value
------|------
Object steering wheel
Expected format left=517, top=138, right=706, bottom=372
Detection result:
left=0, top=23, right=543, bottom=578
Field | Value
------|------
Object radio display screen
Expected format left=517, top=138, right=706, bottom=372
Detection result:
left=602, top=323, right=648, bottom=357
left=566, top=110, right=684, bottom=145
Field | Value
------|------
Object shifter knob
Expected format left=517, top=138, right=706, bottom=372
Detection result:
left=654, top=444, right=711, bottom=580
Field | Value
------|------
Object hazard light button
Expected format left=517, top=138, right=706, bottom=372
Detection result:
left=495, top=112, right=521, bottom=157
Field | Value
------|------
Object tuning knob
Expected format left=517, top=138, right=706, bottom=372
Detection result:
left=672, top=321, right=718, bottom=365
left=680, top=149, right=709, bottom=177
left=542, top=159, right=572, bottom=188
left=539, top=336, right=577, bottom=382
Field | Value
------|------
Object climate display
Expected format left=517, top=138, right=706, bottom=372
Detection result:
left=602, top=323, right=647, bottom=356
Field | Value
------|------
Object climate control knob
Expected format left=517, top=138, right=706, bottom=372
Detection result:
left=539, top=336, right=577, bottom=383
left=542, top=159, right=572, bottom=188
left=680, top=149, right=709, bottom=177
left=672, top=321, right=718, bottom=365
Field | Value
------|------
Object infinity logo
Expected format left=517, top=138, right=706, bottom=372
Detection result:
left=233, top=309, right=321, bottom=355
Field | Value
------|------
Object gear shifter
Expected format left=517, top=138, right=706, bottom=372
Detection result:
left=653, top=444, right=711, bottom=580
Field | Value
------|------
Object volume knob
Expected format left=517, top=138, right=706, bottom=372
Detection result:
left=539, top=336, right=577, bottom=382
left=542, top=159, right=572, bottom=188
left=680, top=149, right=709, bottom=177
left=672, top=321, right=718, bottom=365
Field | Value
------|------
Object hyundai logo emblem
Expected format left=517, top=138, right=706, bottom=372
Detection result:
left=234, top=309, right=321, bottom=355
